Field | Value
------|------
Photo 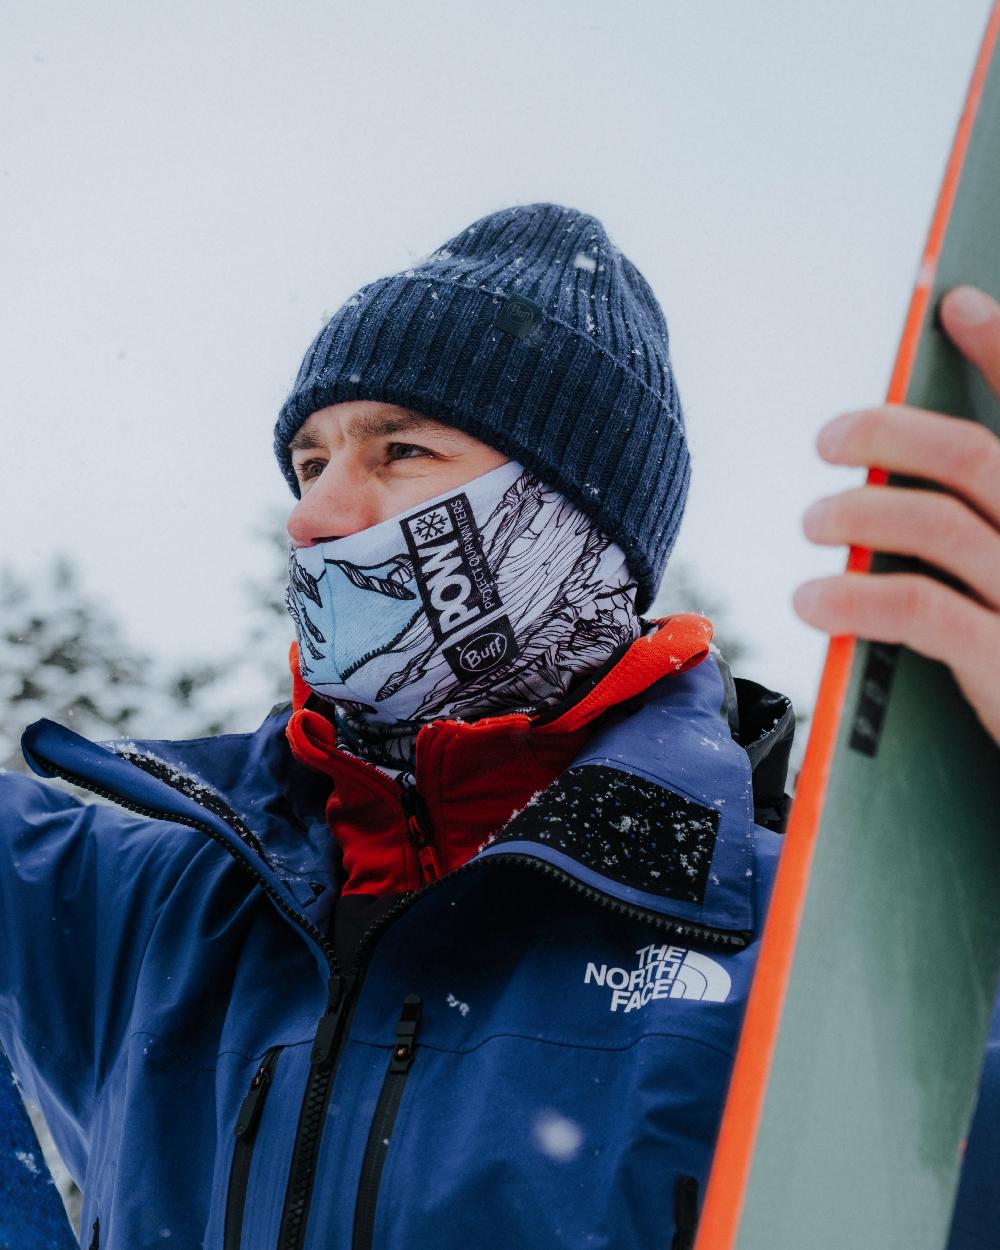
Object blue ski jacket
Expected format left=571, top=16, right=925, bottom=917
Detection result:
left=0, top=641, right=996, bottom=1249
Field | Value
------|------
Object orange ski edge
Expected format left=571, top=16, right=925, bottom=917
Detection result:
left=887, top=0, right=1000, bottom=406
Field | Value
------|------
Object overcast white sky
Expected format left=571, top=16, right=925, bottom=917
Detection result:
left=1, top=0, right=993, bottom=724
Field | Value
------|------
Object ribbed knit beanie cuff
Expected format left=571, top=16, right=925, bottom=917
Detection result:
left=274, top=202, right=690, bottom=613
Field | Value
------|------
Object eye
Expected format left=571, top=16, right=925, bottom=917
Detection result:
left=295, top=457, right=327, bottom=483
left=386, top=442, right=432, bottom=462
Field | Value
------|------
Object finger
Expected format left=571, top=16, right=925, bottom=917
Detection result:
left=794, top=572, right=1000, bottom=742
left=938, top=285, right=1000, bottom=401
left=792, top=572, right=997, bottom=673
left=815, top=406, right=1000, bottom=529
left=802, top=485, right=1000, bottom=611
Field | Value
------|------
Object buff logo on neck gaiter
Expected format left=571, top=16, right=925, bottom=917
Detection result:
left=285, top=460, right=640, bottom=731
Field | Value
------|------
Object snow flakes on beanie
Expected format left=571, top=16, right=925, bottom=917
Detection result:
left=274, top=202, right=690, bottom=613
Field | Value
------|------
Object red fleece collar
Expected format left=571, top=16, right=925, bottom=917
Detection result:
left=286, top=615, right=713, bottom=896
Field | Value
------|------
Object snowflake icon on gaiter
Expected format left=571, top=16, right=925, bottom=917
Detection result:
left=413, top=510, right=448, bottom=542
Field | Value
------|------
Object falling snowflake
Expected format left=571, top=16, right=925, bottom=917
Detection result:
left=15, top=1150, right=40, bottom=1176
left=533, top=1110, right=584, bottom=1162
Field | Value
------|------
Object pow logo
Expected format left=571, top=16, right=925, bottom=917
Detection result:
left=400, top=493, right=506, bottom=648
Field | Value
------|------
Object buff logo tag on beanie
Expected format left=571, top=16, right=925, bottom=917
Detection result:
left=495, top=294, right=542, bottom=339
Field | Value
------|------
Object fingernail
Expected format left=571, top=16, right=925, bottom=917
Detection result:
left=802, top=499, right=829, bottom=535
left=816, top=411, right=858, bottom=457
left=946, top=285, right=994, bottom=327
left=793, top=582, right=821, bottom=617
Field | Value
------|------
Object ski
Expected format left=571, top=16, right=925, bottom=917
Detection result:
left=697, top=4, right=1000, bottom=1249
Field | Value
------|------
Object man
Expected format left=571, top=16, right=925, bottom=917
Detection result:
left=1, top=203, right=997, bottom=1249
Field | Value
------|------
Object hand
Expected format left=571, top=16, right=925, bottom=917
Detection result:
left=793, top=285, right=1000, bottom=747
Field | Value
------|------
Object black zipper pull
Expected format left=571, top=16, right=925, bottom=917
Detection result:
left=311, top=973, right=358, bottom=1068
left=234, top=1048, right=280, bottom=1139
left=389, top=993, right=422, bottom=1073
left=402, top=787, right=441, bottom=882
left=671, top=1174, right=700, bottom=1250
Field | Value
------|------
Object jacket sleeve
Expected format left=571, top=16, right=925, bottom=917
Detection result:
left=0, top=771, right=193, bottom=1179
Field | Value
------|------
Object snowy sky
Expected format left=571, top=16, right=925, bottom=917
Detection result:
left=1, top=0, right=993, bottom=722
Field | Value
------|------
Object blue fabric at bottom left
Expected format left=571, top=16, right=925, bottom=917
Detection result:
left=0, top=1045, right=77, bottom=1249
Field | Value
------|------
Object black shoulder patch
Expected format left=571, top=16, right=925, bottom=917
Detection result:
left=492, top=765, right=719, bottom=903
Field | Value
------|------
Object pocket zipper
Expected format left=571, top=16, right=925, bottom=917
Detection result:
left=672, top=1174, right=700, bottom=1250
left=224, top=1047, right=283, bottom=1250
left=351, top=995, right=423, bottom=1250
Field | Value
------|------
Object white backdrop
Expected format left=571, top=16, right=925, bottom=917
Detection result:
left=2, top=0, right=992, bottom=719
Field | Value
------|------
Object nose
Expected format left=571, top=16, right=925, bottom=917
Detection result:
left=285, top=460, right=381, bottom=548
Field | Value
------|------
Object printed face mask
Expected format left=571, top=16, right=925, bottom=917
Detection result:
left=285, top=461, right=640, bottom=734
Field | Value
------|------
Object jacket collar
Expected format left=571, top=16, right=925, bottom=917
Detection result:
left=19, top=713, right=338, bottom=980
left=284, top=615, right=756, bottom=938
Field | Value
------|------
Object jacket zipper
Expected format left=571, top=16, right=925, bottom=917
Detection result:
left=224, top=1046, right=283, bottom=1250
left=351, top=995, right=423, bottom=1250
left=349, top=851, right=751, bottom=958
left=671, top=1175, right=700, bottom=1250
left=402, top=784, right=441, bottom=883
left=276, top=972, right=358, bottom=1250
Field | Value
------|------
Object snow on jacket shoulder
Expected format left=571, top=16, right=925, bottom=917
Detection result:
left=0, top=649, right=795, bottom=1249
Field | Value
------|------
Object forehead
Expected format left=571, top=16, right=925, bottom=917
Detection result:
left=288, top=402, right=462, bottom=451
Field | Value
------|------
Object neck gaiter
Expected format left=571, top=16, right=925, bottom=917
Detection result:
left=285, top=461, right=640, bottom=775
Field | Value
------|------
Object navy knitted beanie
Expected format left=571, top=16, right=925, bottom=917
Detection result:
left=274, top=202, right=689, bottom=613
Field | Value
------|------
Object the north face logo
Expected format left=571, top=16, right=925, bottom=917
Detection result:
left=584, top=943, right=731, bottom=1013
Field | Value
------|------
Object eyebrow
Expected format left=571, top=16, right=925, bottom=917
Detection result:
left=288, top=409, right=463, bottom=454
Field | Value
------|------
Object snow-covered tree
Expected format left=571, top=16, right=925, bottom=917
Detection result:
left=0, top=558, right=266, bottom=775
left=0, top=558, right=152, bottom=773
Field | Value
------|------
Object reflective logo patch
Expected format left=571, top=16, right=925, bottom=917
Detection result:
left=584, top=943, right=731, bottom=1013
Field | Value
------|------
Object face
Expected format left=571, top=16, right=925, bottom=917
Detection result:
left=285, top=401, right=510, bottom=548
